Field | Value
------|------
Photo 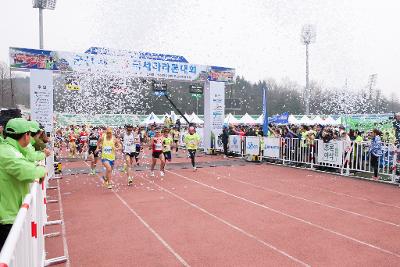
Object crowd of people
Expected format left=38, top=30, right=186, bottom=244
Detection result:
left=55, top=122, right=201, bottom=189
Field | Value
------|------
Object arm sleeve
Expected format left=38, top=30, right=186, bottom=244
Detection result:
left=3, top=156, right=46, bottom=182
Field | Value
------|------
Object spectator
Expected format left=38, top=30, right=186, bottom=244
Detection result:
left=0, top=118, right=46, bottom=250
left=369, top=129, right=383, bottom=180
left=221, top=126, right=229, bottom=157
left=394, top=113, right=400, bottom=145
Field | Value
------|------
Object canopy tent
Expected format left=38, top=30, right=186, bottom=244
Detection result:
left=335, top=117, right=343, bottom=125
left=255, top=114, right=264, bottom=124
left=311, top=115, right=326, bottom=125
left=224, top=113, right=239, bottom=124
left=142, top=112, right=162, bottom=124
left=288, top=115, right=299, bottom=125
left=298, top=115, right=313, bottom=125
left=325, top=116, right=338, bottom=125
left=239, top=113, right=256, bottom=124
left=189, top=112, right=204, bottom=124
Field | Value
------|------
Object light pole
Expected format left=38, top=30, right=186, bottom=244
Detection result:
left=301, top=24, right=316, bottom=115
left=32, top=0, right=57, bottom=49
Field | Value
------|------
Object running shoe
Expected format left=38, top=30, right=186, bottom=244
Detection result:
left=128, top=176, right=133, bottom=186
left=150, top=171, right=155, bottom=177
left=193, top=167, right=197, bottom=172
left=107, top=183, right=113, bottom=189
left=160, top=171, right=165, bottom=177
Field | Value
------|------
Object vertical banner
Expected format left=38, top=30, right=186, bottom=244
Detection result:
left=229, top=135, right=241, bottom=154
left=262, top=87, right=268, bottom=136
left=245, top=136, right=260, bottom=156
left=203, top=81, right=225, bottom=152
left=30, top=69, right=54, bottom=132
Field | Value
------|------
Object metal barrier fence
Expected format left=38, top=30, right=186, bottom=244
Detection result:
left=228, top=135, right=399, bottom=183
left=0, top=152, right=63, bottom=267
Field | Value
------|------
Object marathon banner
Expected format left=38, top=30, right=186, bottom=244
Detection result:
left=10, top=47, right=235, bottom=83
left=317, top=140, right=344, bottom=166
left=269, top=112, right=289, bottom=125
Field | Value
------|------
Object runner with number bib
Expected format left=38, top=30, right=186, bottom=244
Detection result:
left=97, top=127, right=120, bottom=189
left=122, top=125, right=136, bottom=185
left=150, top=129, right=165, bottom=177
left=184, top=126, right=201, bottom=171
left=163, top=128, right=173, bottom=164
left=88, top=127, right=100, bottom=175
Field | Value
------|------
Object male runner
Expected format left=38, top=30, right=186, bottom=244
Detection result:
left=172, top=127, right=180, bottom=154
left=88, top=127, right=100, bottom=175
left=150, top=129, right=165, bottom=177
left=184, top=126, right=201, bottom=171
left=163, top=128, right=173, bottom=164
left=122, top=125, right=136, bottom=185
left=96, top=127, right=121, bottom=189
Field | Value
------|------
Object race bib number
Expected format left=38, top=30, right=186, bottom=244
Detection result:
left=89, top=139, right=98, bottom=146
left=103, top=146, right=112, bottom=154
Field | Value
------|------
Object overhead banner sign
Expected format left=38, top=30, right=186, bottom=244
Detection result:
left=30, top=69, right=54, bottom=132
left=245, top=136, right=260, bottom=156
left=263, top=137, right=280, bottom=158
left=229, top=135, right=241, bottom=154
left=10, top=47, right=235, bottom=83
left=317, top=140, right=343, bottom=166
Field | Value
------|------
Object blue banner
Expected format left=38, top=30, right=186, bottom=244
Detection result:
left=262, top=87, right=268, bottom=136
left=269, top=112, right=289, bottom=124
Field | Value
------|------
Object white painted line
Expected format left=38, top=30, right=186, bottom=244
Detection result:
left=113, top=191, right=190, bottom=267
left=56, top=178, right=70, bottom=267
left=83, top=161, right=189, bottom=266
left=167, top=170, right=400, bottom=259
left=138, top=174, right=310, bottom=267
left=203, top=169, right=400, bottom=227
left=224, top=165, right=400, bottom=210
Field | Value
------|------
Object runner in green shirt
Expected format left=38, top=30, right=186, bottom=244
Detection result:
left=184, top=126, right=201, bottom=171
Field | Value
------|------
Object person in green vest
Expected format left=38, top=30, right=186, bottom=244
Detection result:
left=23, top=120, right=50, bottom=162
left=0, top=124, right=4, bottom=144
left=0, top=118, right=46, bottom=250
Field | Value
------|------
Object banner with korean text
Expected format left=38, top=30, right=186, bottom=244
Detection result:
left=317, top=140, right=344, bottom=166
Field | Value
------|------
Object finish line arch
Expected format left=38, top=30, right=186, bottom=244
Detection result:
left=9, top=47, right=235, bottom=152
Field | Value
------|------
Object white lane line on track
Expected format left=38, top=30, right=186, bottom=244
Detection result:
left=83, top=161, right=190, bottom=267
left=203, top=169, right=400, bottom=228
left=137, top=174, right=310, bottom=267
left=167, top=170, right=400, bottom=259
left=224, top=164, right=400, bottom=210
left=56, top=178, right=71, bottom=267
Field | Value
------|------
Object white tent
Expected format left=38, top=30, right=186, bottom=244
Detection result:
left=288, top=115, right=299, bottom=124
left=299, top=115, right=313, bottom=125
left=255, top=114, right=264, bottom=124
left=142, top=112, right=162, bottom=124
left=335, top=117, right=342, bottom=125
left=325, top=116, right=338, bottom=125
left=239, top=113, right=256, bottom=124
left=312, top=115, right=325, bottom=125
left=189, top=112, right=204, bottom=124
left=224, top=113, right=239, bottom=124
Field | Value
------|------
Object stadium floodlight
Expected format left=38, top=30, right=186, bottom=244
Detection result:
left=301, top=24, right=316, bottom=115
left=33, top=0, right=57, bottom=10
left=32, top=0, right=57, bottom=49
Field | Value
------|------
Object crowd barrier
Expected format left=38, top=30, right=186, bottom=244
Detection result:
left=0, top=154, right=57, bottom=267
left=228, top=135, right=399, bottom=182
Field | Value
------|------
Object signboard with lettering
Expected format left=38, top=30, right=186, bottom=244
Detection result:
left=317, top=140, right=344, bottom=166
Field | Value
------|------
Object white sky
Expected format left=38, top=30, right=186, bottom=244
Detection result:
left=1, top=0, right=399, bottom=97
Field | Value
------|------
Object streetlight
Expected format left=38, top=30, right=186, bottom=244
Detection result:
left=301, top=24, right=316, bottom=115
left=32, top=0, right=57, bottom=49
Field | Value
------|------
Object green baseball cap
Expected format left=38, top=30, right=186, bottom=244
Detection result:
left=5, top=118, right=35, bottom=134
left=29, top=120, right=41, bottom=132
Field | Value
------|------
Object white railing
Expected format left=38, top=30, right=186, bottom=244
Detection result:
left=228, top=135, right=400, bottom=183
left=0, top=180, right=46, bottom=267
left=0, top=152, right=57, bottom=267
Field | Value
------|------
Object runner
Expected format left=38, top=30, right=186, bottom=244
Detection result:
left=88, top=127, right=100, bottom=175
left=68, top=130, right=77, bottom=158
left=133, top=126, right=142, bottom=166
left=122, top=125, right=136, bottom=185
left=172, top=127, right=180, bottom=154
left=96, top=127, right=121, bottom=189
left=184, top=126, right=201, bottom=171
left=78, top=125, right=88, bottom=156
left=149, top=128, right=165, bottom=177
left=162, top=128, right=173, bottom=165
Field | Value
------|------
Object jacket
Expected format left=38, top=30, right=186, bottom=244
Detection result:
left=369, top=136, right=383, bottom=157
left=0, top=138, right=46, bottom=224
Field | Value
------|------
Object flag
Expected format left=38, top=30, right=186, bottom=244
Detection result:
left=262, top=87, right=268, bottom=136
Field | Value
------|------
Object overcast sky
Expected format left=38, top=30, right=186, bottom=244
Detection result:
left=1, top=0, right=399, bottom=97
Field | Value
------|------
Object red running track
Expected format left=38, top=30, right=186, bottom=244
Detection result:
left=46, top=157, right=400, bottom=266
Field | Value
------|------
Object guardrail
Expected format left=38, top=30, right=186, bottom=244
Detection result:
left=0, top=152, right=66, bottom=267
left=228, top=135, right=400, bottom=182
